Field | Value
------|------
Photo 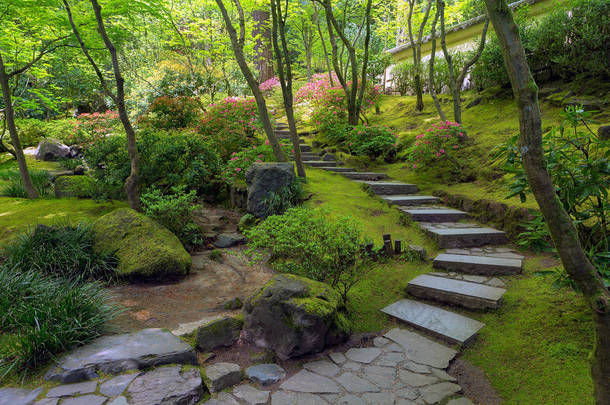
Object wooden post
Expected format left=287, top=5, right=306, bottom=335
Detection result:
left=394, top=240, right=402, bottom=254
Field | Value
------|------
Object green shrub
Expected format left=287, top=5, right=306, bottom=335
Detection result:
left=348, top=124, right=397, bottom=161
left=141, top=96, right=201, bottom=130
left=14, top=118, right=77, bottom=148
left=1, top=223, right=117, bottom=281
left=0, top=169, right=52, bottom=198
left=0, top=266, right=118, bottom=375
left=223, top=143, right=278, bottom=185
left=140, top=186, right=203, bottom=250
left=409, top=121, right=467, bottom=173
left=54, top=175, right=97, bottom=199
left=261, top=179, right=304, bottom=217
left=245, top=207, right=372, bottom=300
left=85, top=128, right=221, bottom=199
left=392, top=61, right=417, bottom=96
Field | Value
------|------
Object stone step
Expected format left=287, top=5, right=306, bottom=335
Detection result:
left=341, top=172, right=389, bottom=181
left=275, top=130, right=309, bottom=137
left=422, top=224, right=509, bottom=248
left=381, top=299, right=485, bottom=345
left=406, top=274, right=506, bottom=310
left=363, top=182, right=418, bottom=195
left=304, top=161, right=338, bottom=167
left=433, top=253, right=523, bottom=276
left=382, top=195, right=440, bottom=206
left=293, top=154, right=319, bottom=161
left=321, top=167, right=356, bottom=173
left=300, top=144, right=312, bottom=153
left=400, top=208, right=469, bottom=222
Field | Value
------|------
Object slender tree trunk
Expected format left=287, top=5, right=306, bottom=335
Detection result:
left=428, top=5, right=446, bottom=121
left=407, top=0, right=432, bottom=112
left=271, top=0, right=306, bottom=177
left=215, top=0, right=286, bottom=162
left=90, top=0, right=140, bottom=210
left=313, top=4, right=334, bottom=86
left=0, top=54, right=38, bottom=199
left=483, top=1, right=610, bottom=403
left=252, top=9, right=275, bottom=83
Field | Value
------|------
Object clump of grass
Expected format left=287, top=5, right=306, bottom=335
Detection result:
left=0, top=266, right=120, bottom=378
left=0, top=169, right=52, bottom=198
left=2, top=222, right=117, bottom=282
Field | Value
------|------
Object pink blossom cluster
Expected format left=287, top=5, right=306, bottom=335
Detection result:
left=259, top=77, right=281, bottom=94
left=410, top=121, right=466, bottom=170
left=70, top=110, right=120, bottom=146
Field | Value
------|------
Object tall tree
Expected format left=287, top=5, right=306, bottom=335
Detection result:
left=270, top=0, right=305, bottom=177
left=406, top=0, right=432, bottom=112
left=427, top=2, right=446, bottom=121
left=483, top=1, right=610, bottom=403
left=252, top=9, right=275, bottom=83
left=215, top=0, right=286, bottom=162
left=63, top=0, right=140, bottom=210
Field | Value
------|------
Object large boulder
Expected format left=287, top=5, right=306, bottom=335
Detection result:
left=54, top=175, right=96, bottom=198
left=196, top=317, right=243, bottom=352
left=245, top=162, right=295, bottom=218
left=35, top=139, right=70, bottom=161
left=243, top=274, right=350, bottom=361
left=93, top=208, right=191, bottom=280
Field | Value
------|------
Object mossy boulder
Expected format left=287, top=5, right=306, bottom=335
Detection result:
left=54, top=175, right=96, bottom=198
left=196, top=317, right=244, bottom=352
left=243, top=274, right=350, bottom=360
left=93, top=208, right=191, bottom=280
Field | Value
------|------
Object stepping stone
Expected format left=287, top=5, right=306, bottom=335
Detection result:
left=335, top=372, right=380, bottom=393
left=61, top=395, right=107, bottom=405
left=328, top=352, right=347, bottom=364
left=321, top=167, right=355, bottom=172
left=246, top=364, right=286, bottom=386
left=232, top=385, right=270, bottom=405
left=304, top=160, right=337, bottom=167
left=279, top=370, right=341, bottom=393
left=127, top=366, right=203, bottom=405
left=401, top=208, right=468, bottom=222
left=433, top=253, right=522, bottom=275
left=398, top=370, right=439, bottom=387
left=44, top=329, right=198, bottom=383
left=337, top=394, right=365, bottom=405
left=344, top=347, right=382, bottom=363
left=47, top=381, right=97, bottom=398
left=374, top=351, right=405, bottom=367
left=382, top=195, right=440, bottom=206
left=362, top=392, right=395, bottom=405
left=341, top=172, right=389, bottom=181
left=300, top=144, right=312, bottom=152
left=423, top=225, right=509, bottom=248
left=100, top=374, right=139, bottom=396
left=0, top=388, right=42, bottom=405
left=362, top=365, right=395, bottom=388
left=419, top=382, right=462, bottom=404
left=381, top=299, right=485, bottom=345
left=363, top=182, right=418, bottom=195
left=447, top=398, right=475, bottom=405
left=406, top=275, right=506, bottom=310
left=205, top=363, right=242, bottom=392
left=372, top=337, right=389, bottom=347
left=303, top=360, right=340, bottom=377
left=384, top=328, right=457, bottom=369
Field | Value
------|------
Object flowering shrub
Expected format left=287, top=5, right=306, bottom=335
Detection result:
left=410, top=121, right=466, bottom=170
left=222, top=141, right=292, bottom=185
left=142, top=96, right=201, bottom=129
left=68, top=111, right=120, bottom=146
left=198, top=97, right=261, bottom=160
left=259, top=77, right=281, bottom=95
left=348, top=124, right=398, bottom=161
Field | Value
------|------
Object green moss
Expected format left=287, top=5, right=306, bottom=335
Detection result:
left=54, top=175, right=96, bottom=198
left=92, top=208, right=191, bottom=280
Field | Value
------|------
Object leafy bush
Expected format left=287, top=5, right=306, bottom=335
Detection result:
left=261, top=179, right=304, bottom=217
left=140, top=186, right=203, bottom=250
left=409, top=121, right=467, bottom=172
left=69, top=111, right=121, bottom=146
left=14, top=118, right=77, bottom=147
left=348, top=124, right=397, bottom=161
left=1, top=223, right=117, bottom=281
left=392, top=61, right=417, bottom=96
left=0, top=169, right=52, bottom=198
left=223, top=143, right=277, bottom=185
left=259, top=77, right=281, bottom=95
left=198, top=97, right=260, bottom=160
left=85, top=128, right=221, bottom=199
left=245, top=207, right=372, bottom=301
left=0, top=266, right=118, bottom=375
left=141, top=96, right=201, bottom=130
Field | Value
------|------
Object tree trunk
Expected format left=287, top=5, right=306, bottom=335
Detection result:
left=215, top=0, right=286, bottom=162
left=313, top=5, right=334, bottom=86
left=0, top=54, right=38, bottom=199
left=407, top=0, right=432, bottom=112
left=252, top=9, right=275, bottom=83
left=483, top=1, right=610, bottom=403
left=91, top=0, right=140, bottom=210
left=270, top=0, right=306, bottom=177
left=428, top=5, right=446, bottom=121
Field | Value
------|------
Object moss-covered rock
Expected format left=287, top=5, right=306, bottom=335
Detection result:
left=196, top=317, right=244, bottom=352
left=92, top=208, right=191, bottom=280
left=54, top=175, right=96, bottom=198
left=243, top=274, right=350, bottom=360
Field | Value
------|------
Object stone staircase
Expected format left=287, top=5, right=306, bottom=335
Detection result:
left=281, top=122, right=524, bottom=347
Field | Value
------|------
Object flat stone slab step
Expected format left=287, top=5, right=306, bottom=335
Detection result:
left=434, top=253, right=523, bottom=275
left=406, top=274, right=506, bottom=310
left=300, top=144, right=312, bottom=152
left=401, top=208, right=469, bottom=222
left=363, top=181, right=418, bottom=195
left=421, top=224, right=509, bottom=248
left=382, top=299, right=485, bottom=345
left=341, top=172, right=389, bottom=181
left=382, top=195, right=440, bottom=206
left=304, top=160, right=338, bottom=167
left=321, top=167, right=356, bottom=172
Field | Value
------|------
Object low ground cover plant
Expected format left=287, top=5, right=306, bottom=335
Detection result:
left=0, top=169, right=52, bottom=198
left=409, top=121, right=466, bottom=172
left=348, top=124, right=397, bottom=162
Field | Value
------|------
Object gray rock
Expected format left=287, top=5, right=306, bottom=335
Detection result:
left=344, top=348, right=381, bottom=364
left=45, top=329, right=197, bottom=383
left=35, top=139, right=70, bottom=161
left=363, top=392, right=395, bottom=405
left=214, top=233, right=247, bottom=248
left=246, top=364, right=286, bottom=386
left=246, top=162, right=296, bottom=218
left=34, top=399, right=59, bottom=405
left=335, top=372, right=380, bottom=393
left=271, top=391, right=297, bottom=405
left=407, top=245, right=427, bottom=261
left=402, top=362, right=431, bottom=374
left=384, top=343, right=404, bottom=352
left=598, top=125, right=610, bottom=141
left=399, top=370, right=439, bottom=387
left=342, top=362, right=362, bottom=371
left=279, top=370, right=341, bottom=393
left=362, top=365, right=395, bottom=389
left=107, top=398, right=129, bottom=405
left=396, top=387, right=419, bottom=400
left=196, top=317, right=243, bottom=352
left=337, top=394, right=366, bottom=405
left=205, top=363, right=242, bottom=393
left=372, top=337, right=389, bottom=347
left=303, top=360, right=340, bottom=377
left=243, top=274, right=349, bottom=360
left=487, top=278, right=506, bottom=288
left=99, top=373, right=138, bottom=396
left=419, top=382, right=461, bottom=404
left=329, top=352, right=347, bottom=364
left=204, top=392, right=241, bottom=405
left=127, top=366, right=203, bottom=405
left=46, top=381, right=97, bottom=398
left=384, top=328, right=457, bottom=369
left=447, top=398, right=475, bottom=405
left=295, top=393, right=329, bottom=405
left=0, top=388, right=42, bottom=405
left=232, top=385, right=270, bottom=405
left=375, top=351, right=405, bottom=367
left=430, top=368, right=457, bottom=382
left=60, top=396, right=107, bottom=405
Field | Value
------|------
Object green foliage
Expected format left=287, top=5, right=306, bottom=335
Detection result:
left=69, top=111, right=121, bottom=146
left=0, top=266, right=118, bottom=376
left=245, top=207, right=372, bottom=301
left=85, top=128, right=221, bottom=199
left=0, top=169, right=52, bottom=198
left=348, top=124, right=397, bottom=161
left=516, top=212, right=553, bottom=253
left=223, top=143, right=277, bottom=185
left=1, top=223, right=117, bottom=281
left=261, top=179, right=304, bottom=217
left=14, top=119, right=77, bottom=148
left=140, top=186, right=203, bottom=250
left=141, top=96, right=201, bottom=130
left=392, top=61, right=417, bottom=96
left=408, top=121, right=467, bottom=173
